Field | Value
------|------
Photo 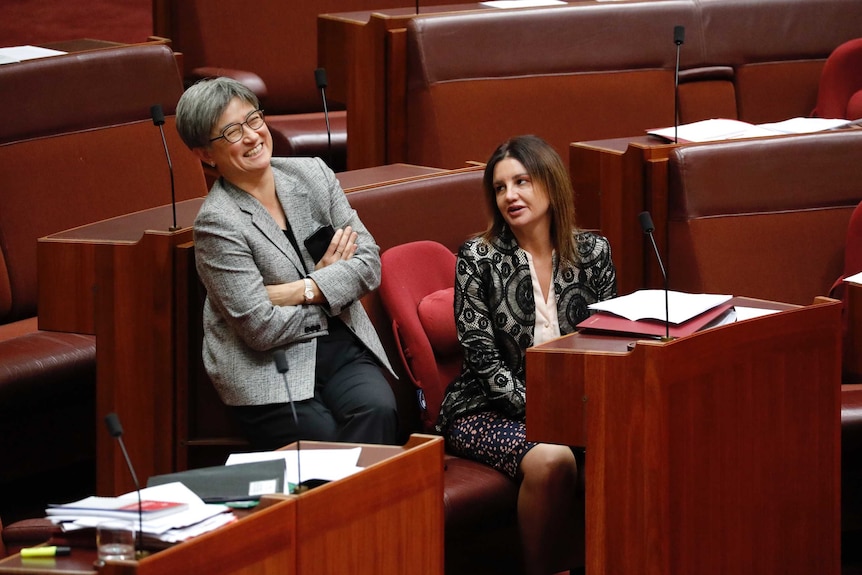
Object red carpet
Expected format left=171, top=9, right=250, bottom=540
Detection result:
left=0, top=0, right=151, bottom=47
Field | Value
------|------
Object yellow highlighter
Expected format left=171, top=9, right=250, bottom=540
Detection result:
left=20, top=546, right=71, bottom=558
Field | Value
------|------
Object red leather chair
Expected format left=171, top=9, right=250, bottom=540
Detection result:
left=378, top=241, right=523, bottom=575
left=814, top=37, right=862, bottom=120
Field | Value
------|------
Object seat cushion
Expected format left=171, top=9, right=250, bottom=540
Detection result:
left=443, top=454, right=518, bottom=529
left=418, top=288, right=459, bottom=357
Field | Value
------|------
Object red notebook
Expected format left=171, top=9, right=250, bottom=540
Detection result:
left=576, top=301, right=735, bottom=339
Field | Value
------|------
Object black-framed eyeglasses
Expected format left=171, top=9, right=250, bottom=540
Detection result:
left=209, top=109, right=266, bottom=144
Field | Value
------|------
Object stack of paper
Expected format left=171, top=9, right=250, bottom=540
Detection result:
left=647, top=117, right=852, bottom=143
left=577, top=290, right=734, bottom=338
left=226, top=447, right=363, bottom=490
left=46, top=482, right=235, bottom=544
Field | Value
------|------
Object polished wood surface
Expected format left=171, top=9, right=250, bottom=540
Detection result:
left=292, top=435, right=444, bottom=574
left=0, top=435, right=444, bottom=575
left=38, top=199, right=204, bottom=335
left=569, top=136, right=677, bottom=295
left=526, top=298, right=842, bottom=575
left=336, top=162, right=446, bottom=191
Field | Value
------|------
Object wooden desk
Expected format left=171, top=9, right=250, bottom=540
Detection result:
left=0, top=435, right=444, bottom=575
left=526, top=297, right=842, bottom=574
left=38, top=199, right=204, bottom=495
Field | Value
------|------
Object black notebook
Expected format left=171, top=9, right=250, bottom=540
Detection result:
left=147, top=459, right=286, bottom=503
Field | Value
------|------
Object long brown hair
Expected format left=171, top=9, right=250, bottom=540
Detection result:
left=481, top=135, right=580, bottom=265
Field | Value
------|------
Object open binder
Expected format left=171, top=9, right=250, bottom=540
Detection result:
left=576, top=290, right=734, bottom=338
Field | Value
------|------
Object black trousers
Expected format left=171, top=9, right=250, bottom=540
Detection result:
left=233, top=321, right=398, bottom=450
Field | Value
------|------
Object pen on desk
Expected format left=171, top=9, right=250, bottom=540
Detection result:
left=20, top=546, right=71, bottom=558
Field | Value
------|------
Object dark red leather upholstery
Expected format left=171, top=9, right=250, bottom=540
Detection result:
left=814, top=38, right=862, bottom=120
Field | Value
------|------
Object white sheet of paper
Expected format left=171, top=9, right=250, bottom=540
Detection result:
left=48, top=482, right=230, bottom=537
left=588, top=290, right=732, bottom=324
left=733, top=306, right=782, bottom=321
left=845, top=271, right=862, bottom=285
left=0, top=45, right=66, bottom=64
left=481, top=0, right=566, bottom=8
left=226, top=447, right=363, bottom=488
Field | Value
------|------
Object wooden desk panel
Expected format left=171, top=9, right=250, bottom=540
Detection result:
left=570, top=136, right=677, bottom=295
left=526, top=299, right=841, bottom=575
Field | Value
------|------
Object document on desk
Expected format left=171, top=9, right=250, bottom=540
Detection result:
left=588, top=290, right=732, bottom=324
left=647, top=117, right=851, bottom=143
left=226, top=447, right=363, bottom=489
left=46, top=482, right=234, bottom=541
left=0, top=45, right=66, bottom=65
left=481, top=0, right=565, bottom=8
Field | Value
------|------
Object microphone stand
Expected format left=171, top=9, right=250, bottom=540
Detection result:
left=150, top=104, right=179, bottom=231
left=314, top=69, right=333, bottom=171
left=273, top=350, right=307, bottom=494
left=639, top=211, right=673, bottom=342
left=104, top=413, right=147, bottom=559
left=673, top=25, right=685, bottom=144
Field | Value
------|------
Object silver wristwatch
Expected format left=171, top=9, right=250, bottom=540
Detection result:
left=303, top=277, right=314, bottom=303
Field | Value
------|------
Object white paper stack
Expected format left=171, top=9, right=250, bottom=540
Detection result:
left=46, top=482, right=235, bottom=543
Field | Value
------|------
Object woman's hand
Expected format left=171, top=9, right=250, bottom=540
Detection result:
left=315, top=226, right=358, bottom=270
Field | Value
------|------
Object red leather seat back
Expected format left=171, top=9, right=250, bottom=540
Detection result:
left=814, top=37, right=862, bottom=120
left=380, top=241, right=459, bottom=432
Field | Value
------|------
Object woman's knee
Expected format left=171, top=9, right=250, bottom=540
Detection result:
left=520, top=444, right=578, bottom=486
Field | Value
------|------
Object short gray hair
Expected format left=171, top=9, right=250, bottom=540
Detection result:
left=175, top=77, right=260, bottom=149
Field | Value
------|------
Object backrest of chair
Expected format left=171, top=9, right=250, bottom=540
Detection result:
left=346, top=167, right=489, bottom=253
left=667, top=130, right=862, bottom=305
left=697, top=0, right=862, bottom=124
left=405, top=1, right=700, bottom=167
left=814, top=37, right=862, bottom=120
left=379, top=241, right=459, bottom=433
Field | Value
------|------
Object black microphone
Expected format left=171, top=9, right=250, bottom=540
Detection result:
left=673, top=25, right=685, bottom=144
left=313, top=68, right=334, bottom=171
left=150, top=104, right=179, bottom=231
left=104, top=412, right=146, bottom=558
left=639, top=211, right=673, bottom=341
left=273, top=350, right=307, bottom=494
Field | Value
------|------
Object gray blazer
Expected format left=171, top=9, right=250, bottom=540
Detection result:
left=193, top=157, right=393, bottom=406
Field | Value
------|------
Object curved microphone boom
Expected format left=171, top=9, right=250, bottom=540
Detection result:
left=673, top=25, right=686, bottom=144
left=313, top=68, right=334, bottom=171
left=639, top=211, right=673, bottom=341
left=150, top=104, right=179, bottom=231
left=104, top=412, right=145, bottom=558
left=273, top=349, right=307, bottom=494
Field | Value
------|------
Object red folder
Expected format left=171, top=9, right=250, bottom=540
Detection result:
left=576, top=301, right=735, bottom=339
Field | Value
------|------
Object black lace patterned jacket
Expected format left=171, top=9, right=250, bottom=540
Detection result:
left=435, top=227, right=617, bottom=433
